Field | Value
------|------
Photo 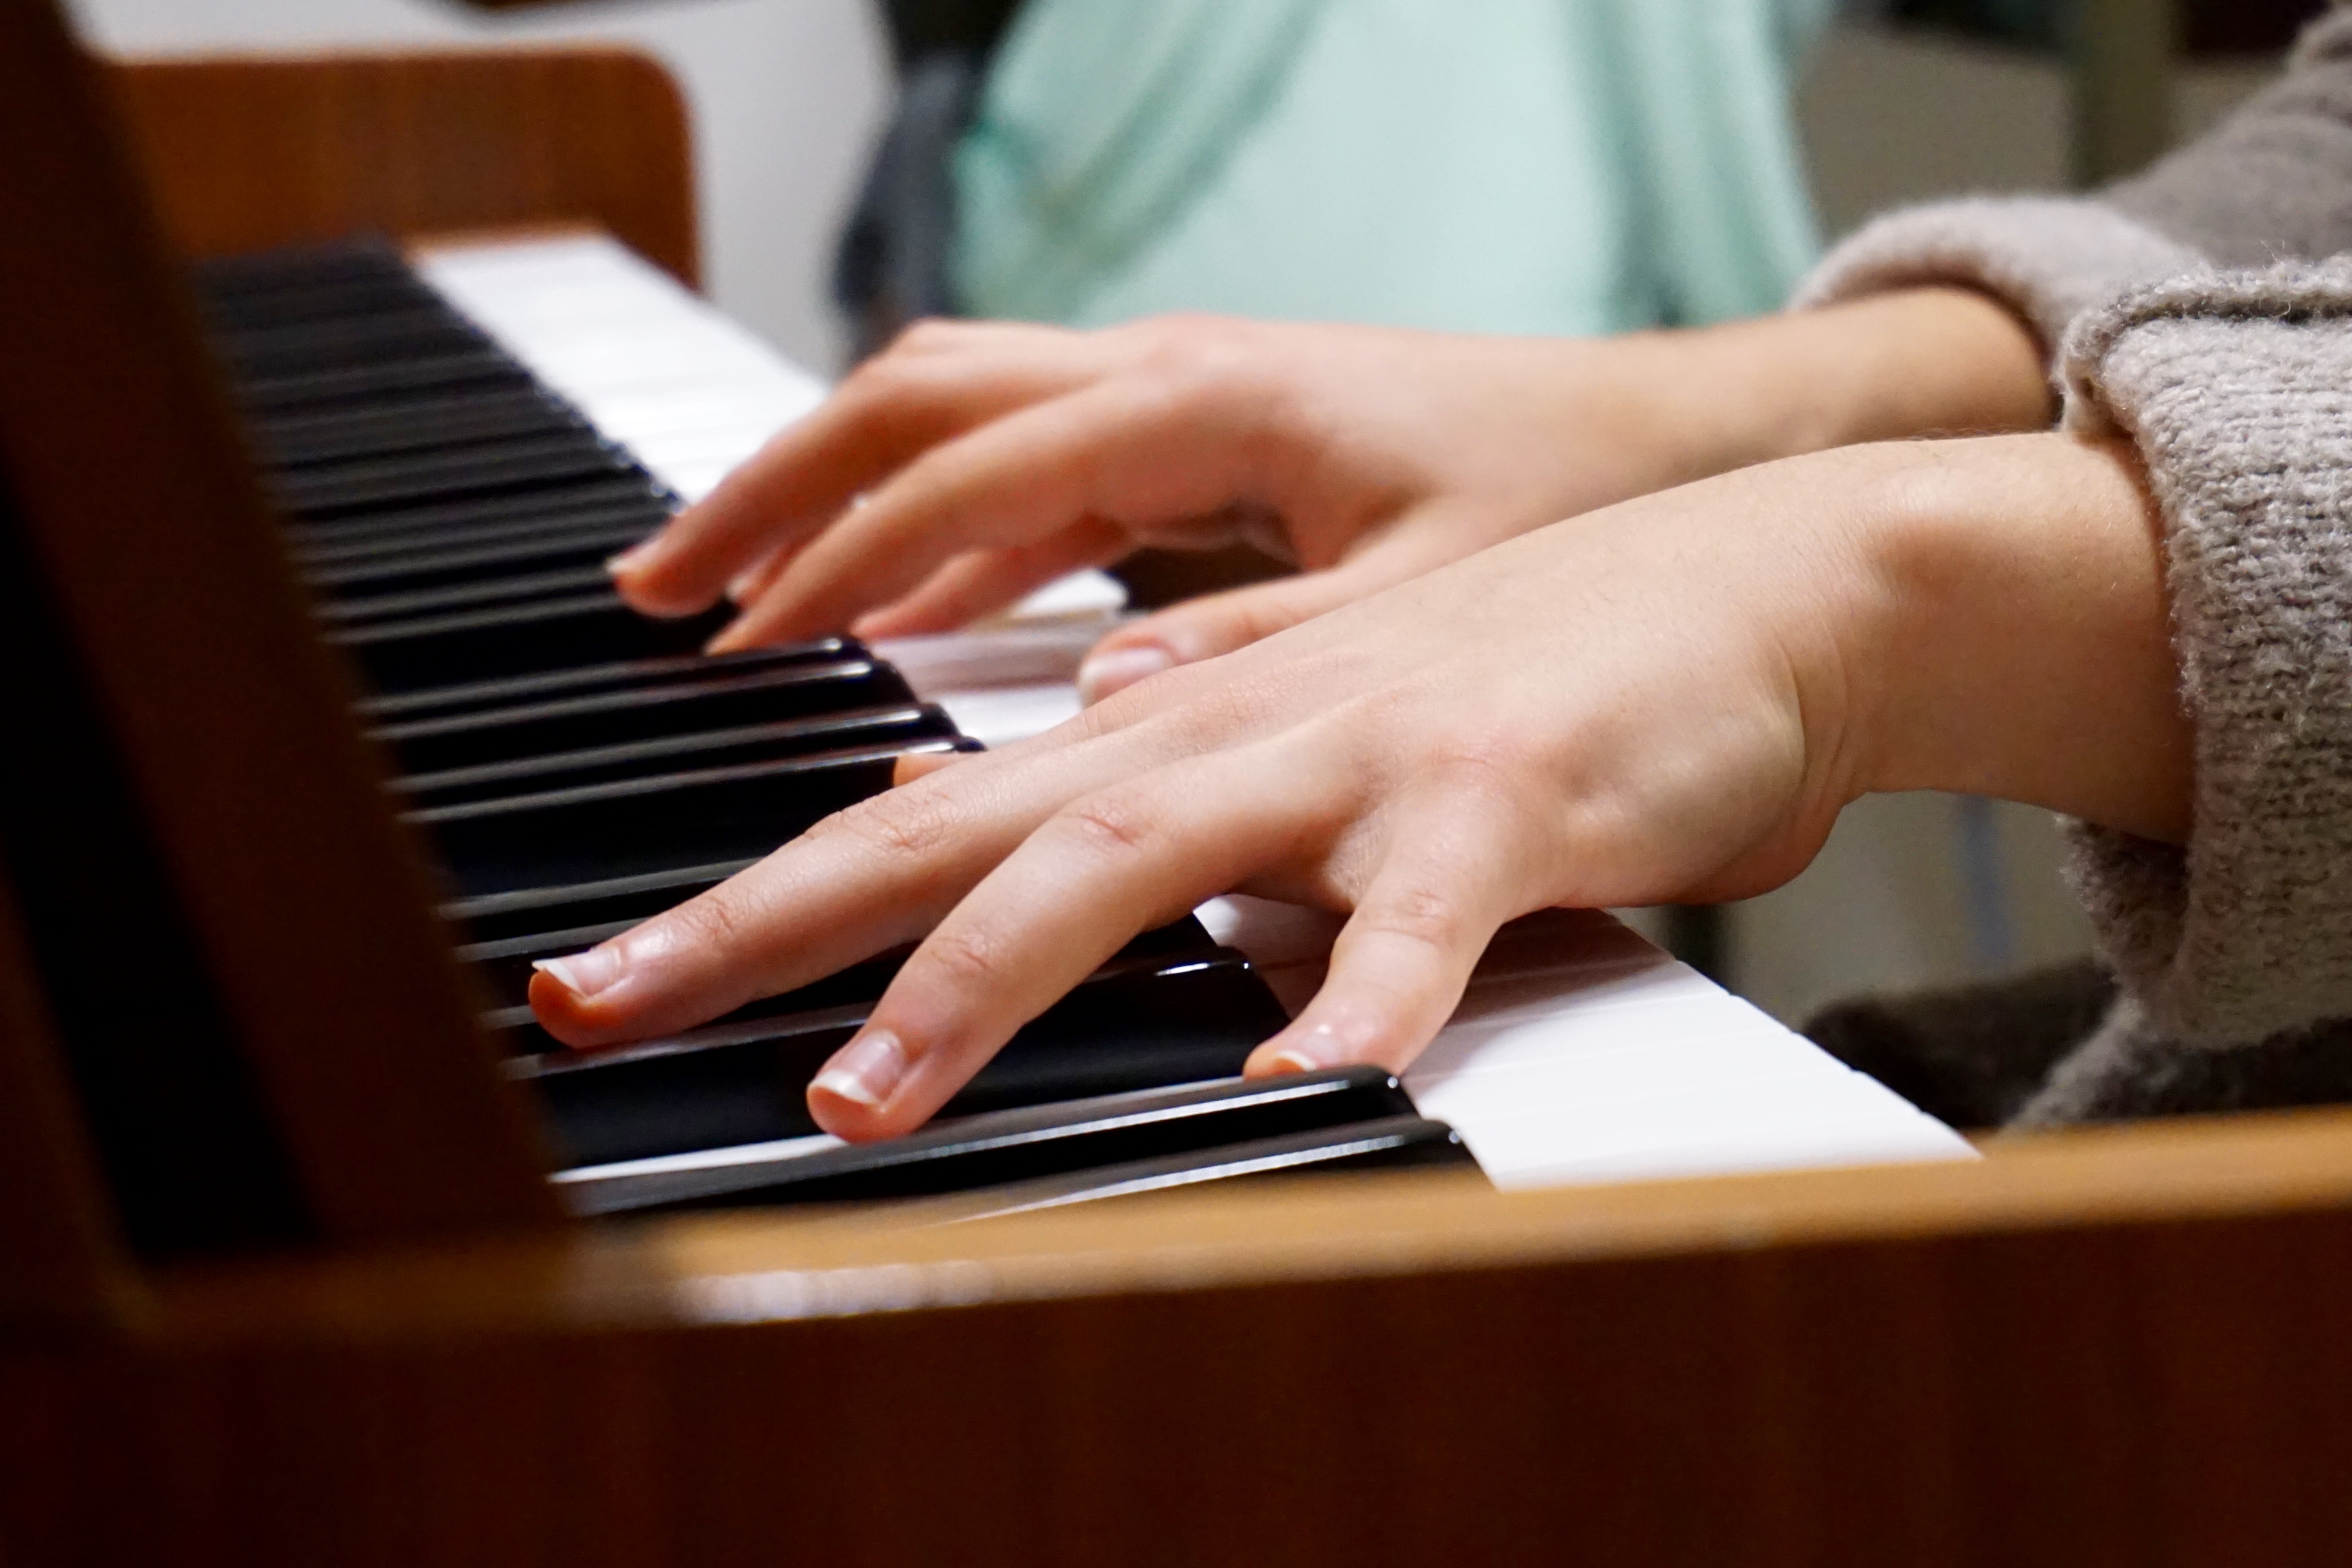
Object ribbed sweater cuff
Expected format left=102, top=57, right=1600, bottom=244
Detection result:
left=2056, top=260, right=2352, bottom=1045
left=1790, top=197, right=2204, bottom=355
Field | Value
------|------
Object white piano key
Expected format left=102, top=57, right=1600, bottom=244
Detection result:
left=932, top=683, right=1085, bottom=749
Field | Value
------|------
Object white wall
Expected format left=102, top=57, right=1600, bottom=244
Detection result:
left=67, top=0, right=893, bottom=372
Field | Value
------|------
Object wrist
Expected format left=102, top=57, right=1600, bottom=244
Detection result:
left=1631, top=288, right=2053, bottom=480
left=1842, top=432, right=2190, bottom=842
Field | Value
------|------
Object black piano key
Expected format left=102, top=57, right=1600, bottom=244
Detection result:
left=948, top=951, right=1291, bottom=1115
left=291, top=476, right=672, bottom=561
left=373, top=656, right=912, bottom=774
left=518, top=950, right=1293, bottom=1166
left=231, top=349, right=532, bottom=415
left=192, top=240, right=414, bottom=293
left=357, top=637, right=859, bottom=725
left=323, top=563, right=619, bottom=624
left=256, top=387, right=586, bottom=469
left=395, top=703, right=956, bottom=810
left=491, top=946, right=912, bottom=1029
left=460, top=904, right=1221, bottom=1011
left=938, top=1115, right=1479, bottom=1220
left=562, top=1066, right=1419, bottom=1214
left=274, top=430, right=637, bottom=520
left=478, top=919, right=1229, bottom=1033
left=330, top=589, right=734, bottom=693
left=211, top=311, right=489, bottom=379
left=198, top=275, right=446, bottom=332
left=446, top=859, right=759, bottom=948
left=410, top=739, right=951, bottom=896
left=305, top=515, right=659, bottom=598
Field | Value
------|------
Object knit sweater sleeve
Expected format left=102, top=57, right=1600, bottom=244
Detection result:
left=2050, top=264, right=2352, bottom=1050
left=1790, top=5, right=2352, bottom=354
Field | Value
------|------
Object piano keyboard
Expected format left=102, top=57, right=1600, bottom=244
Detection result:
left=190, top=239, right=1481, bottom=1214
left=200, top=230, right=1974, bottom=1210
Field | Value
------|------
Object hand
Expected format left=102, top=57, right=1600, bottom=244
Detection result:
left=609, top=289, right=2049, bottom=700
left=534, top=434, right=2185, bottom=1143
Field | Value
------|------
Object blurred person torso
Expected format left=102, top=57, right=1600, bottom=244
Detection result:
left=951, top=0, right=1836, bottom=335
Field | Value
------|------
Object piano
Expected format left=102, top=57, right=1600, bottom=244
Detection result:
left=10, top=16, right=2352, bottom=1565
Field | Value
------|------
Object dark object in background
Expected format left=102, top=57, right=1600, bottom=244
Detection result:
left=834, top=0, right=1023, bottom=361
left=1803, top=957, right=2117, bottom=1129
left=835, top=0, right=1297, bottom=609
left=1874, top=0, right=2327, bottom=55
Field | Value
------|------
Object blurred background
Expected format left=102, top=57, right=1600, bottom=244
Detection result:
left=65, top=0, right=2329, bottom=1025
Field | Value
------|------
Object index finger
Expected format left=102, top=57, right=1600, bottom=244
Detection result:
left=613, top=323, right=1103, bottom=616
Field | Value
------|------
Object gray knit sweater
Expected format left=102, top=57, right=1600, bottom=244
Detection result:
left=1792, top=6, right=2352, bottom=1129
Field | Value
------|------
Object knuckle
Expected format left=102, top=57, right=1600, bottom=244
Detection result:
left=1133, top=315, right=1258, bottom=389
left=1427, top=727, right=1543, bottom=806
left=1359, top=883, right=1465, bottom=952
left=1055, top=785, right=1169, bottom=861
left=920, top=924, right=1005, bottom=992
left=837, top=787, right=960, bottom=860
left=656, top=889, right=751, bottom=955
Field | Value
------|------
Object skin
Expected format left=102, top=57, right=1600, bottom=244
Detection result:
left=535, top=429, right=2190, bottom=1143
left=609, top=286, right=2052, bottom=698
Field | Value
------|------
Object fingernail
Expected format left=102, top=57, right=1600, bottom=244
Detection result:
left=533, top=947, right=624, bottom=1001
left=606, top=537, right=659, bottom=576
left=1076, top=644, right=1172, bottom=705
left=810, top=1027, right=907, bottom=1110
left=1255, top=1019, right=1362, bottom=1076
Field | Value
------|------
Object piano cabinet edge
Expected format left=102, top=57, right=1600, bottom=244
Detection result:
left=124, top=1101, right=2352, bottom=1348
left=18, top=1117, right=2352, bottom=1563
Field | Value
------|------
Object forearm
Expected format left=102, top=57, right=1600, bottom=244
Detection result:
left=1643, top=286, right=2053, bottom=474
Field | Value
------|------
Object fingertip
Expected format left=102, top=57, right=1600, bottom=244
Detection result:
left=807, top=1026, right=914, bottom=1142
left=1076, top=642, right=1173, bottom=705
left=1244, top=1043, right=1326, bottom=1078
left=611, top=561, right=719, bottom=620
left=527, top=962, right=621, bottom=1049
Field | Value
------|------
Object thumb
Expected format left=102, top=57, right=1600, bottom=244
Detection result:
left=1076, top=563, right=1377, bottom=705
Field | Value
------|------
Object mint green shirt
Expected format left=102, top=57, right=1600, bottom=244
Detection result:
left=954, top=0, right=1835, bottom=336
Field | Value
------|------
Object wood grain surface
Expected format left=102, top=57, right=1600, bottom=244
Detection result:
left=12, top=1109, right=2352, bottom=1565
left=0, top=0, right=560, bottom=1249
left=107, top=48, right=698, bottom=288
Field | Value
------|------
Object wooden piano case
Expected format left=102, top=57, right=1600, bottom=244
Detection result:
left=8, top=4, right=2352, bottom=1562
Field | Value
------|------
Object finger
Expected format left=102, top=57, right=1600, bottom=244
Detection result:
left=525, top=698, right=1219, bottom=1046
left=612, top=328, right=1106, bottom=616
left=806, top=737, right=1357, bottom=1140
left=893, top=749, right=968, bottom=786
left=724, top=531, right=809, bottom=606
left=1245, top=803, right=1536, bottom=1079
left=850, top=517, right=1133, bottom=639
left=1072, top=509, right=1479, bottom=701
left=1074, top=564, right=1366, bottom=703
left=707, top=374, right=1275, bottom=651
